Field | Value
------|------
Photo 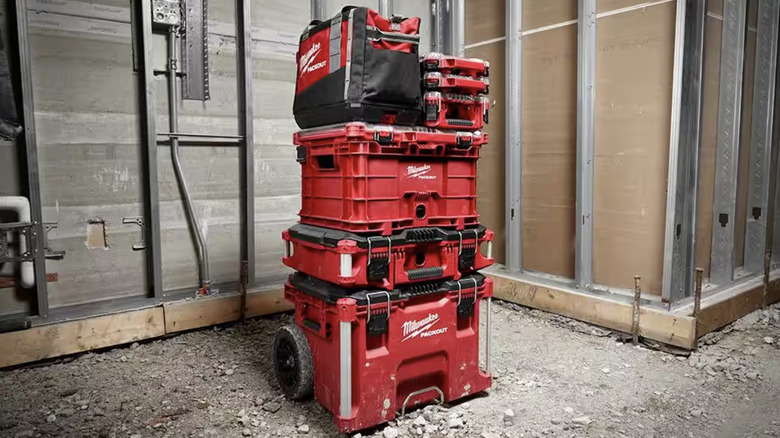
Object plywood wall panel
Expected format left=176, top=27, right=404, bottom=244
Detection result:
left=521, top=26, right=577, bottom=277
left=696, top=16, right=724, bottom=276
left=593, top=3, right=675, bottom=294
left=465, top=0, right=505, bottom=45
left=523, top=0, right=577, bottom=31
left=467, top=42, right=506, bottom=264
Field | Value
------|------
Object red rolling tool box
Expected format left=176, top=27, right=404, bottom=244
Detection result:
left=421, top=52, right=490, bottom=78
left=276, top=272, right=493, bottom=433
left=424, top=92, right=489, bottom=130
left=282, top=223, right=494, bottom=289
left=294, top=122, right=486, bottom=234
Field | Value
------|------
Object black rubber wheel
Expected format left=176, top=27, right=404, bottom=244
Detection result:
left=273, top=324, right=314, bottom=400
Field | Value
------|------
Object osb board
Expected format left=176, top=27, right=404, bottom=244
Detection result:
left=523, top=0, right=577, bottom=31
left=521, top=26, right=577, bottom=277
left=164, top=288, right=289, bottom=333
left=465, top=0, right=504, bottom=45
left=467, top=42, right=507, bottom=264
left=489, top=270, right=697, bottom=349
left=593, top=3, right=675, bottom=295
left=596, top=0, right=672, bottom=15
left=0, top=308, right=166, bottom=368
left=695, top=15, right=724, bottom=276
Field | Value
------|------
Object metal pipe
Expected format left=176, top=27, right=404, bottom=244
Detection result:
left=167, top=26, right=210, bottom=290
left=378, top=0, right=393, bottom=17
left=158, top=132, right=244, bottom=139
left=451, top=0, right=465, bottom=56
left=310, top=0, right=326, bottom=21
left=0, top=197, right=34, bottom=288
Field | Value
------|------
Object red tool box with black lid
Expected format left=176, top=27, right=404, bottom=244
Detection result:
left=277, top=272, right=493, bottom=433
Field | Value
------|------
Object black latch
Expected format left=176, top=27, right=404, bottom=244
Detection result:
left=456, top=134, right=473, bottom=148
left=367, top=254, right=390, bottom=280
left=425, top=102, right=438, bottom=122
left=457, top=296, right=476, bottom=317
left=366, top=310, right=388, bottom=335
left=373, top=129, right=393, bottom=145
left=296, top=146, right=306, bottom=163
left=458, top=247, right=476, bottom=271
left=365, top=291, right=391, bottom=336
left=483, top=103, right=489, bottom=124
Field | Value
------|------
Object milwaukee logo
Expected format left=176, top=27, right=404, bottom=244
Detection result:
left=300, top=42, right=324, bottom=75
left=402, top=313, right=448, bottom=342
left=407, top=164, right=436, bottom=180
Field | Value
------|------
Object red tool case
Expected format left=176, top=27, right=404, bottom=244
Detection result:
left=282, top=223, right=494, bottom=289
left=283, top=272, right=493, bottom=433
left=424, top=92, right=489, bottom=130
left=421, top=52, right=489, bottom=78
left=423, top=72, right=489, bottom=95
left=294, top=123, right=486, bottom=234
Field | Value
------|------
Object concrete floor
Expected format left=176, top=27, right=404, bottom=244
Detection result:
left=0, top=301, right=778, bottom=438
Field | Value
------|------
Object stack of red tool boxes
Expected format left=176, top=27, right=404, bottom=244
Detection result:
left=275, top=7, right=494, bottom=434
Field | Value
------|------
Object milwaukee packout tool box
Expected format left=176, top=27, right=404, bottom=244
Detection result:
left=282, top=223, right=494, bottom=289
left=421, top=52, right=490, bottom=78
left=293, top=7, right=423, bottom=128
left=282, top=272, right=493, bottom=432
left=293, top=122, right=486, bottom=234
left=424, top=92, right=489, bottom=130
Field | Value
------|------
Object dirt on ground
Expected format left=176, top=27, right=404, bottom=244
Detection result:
left=1, top=301, right=779, bottom=438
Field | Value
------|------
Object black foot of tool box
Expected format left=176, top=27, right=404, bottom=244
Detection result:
left=293, top=6, right=423, bottom=128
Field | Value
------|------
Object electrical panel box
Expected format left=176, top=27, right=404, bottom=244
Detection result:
left=152, top=0, right=181, bottom=26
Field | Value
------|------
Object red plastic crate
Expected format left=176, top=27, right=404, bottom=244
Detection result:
left=285, top=272, right=493, bottom=433
left=294, top=123, right=486, bottom=234
left=423, top=72, right=489, bottom=95
left=424, top=92, right=489, bottom=130
left=421, top=52, right=489, bottom=78
left=282, top=224, right=494, bottom=289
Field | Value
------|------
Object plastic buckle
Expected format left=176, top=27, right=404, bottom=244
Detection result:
left=457, top=229, right=478, bottom=271
left=296, top=146, right=306, bottom=163
left=425, top=101, right=439, bottom=122
left=456, top=132, right=473, bottom=148
left=365, top=291, right=391, bottom=335
left=366, top=236, right=392, bottom=280
left=373, top=126, right=394, bottom=145
left=456, top=277, right=478, bottom=318
left=424, top=72, right=441, bottom=89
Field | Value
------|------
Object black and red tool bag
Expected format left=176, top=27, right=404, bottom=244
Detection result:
left=293, top=7, right=422, bottom=128
left=282, top=223, right=494, bottom=290
left=424, top=92, right=489, bottom=130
